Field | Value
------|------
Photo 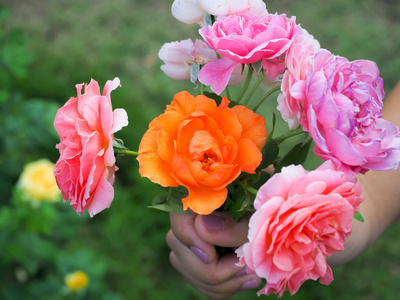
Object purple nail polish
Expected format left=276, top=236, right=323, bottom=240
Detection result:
left=235, top=268, right=247, bottom=277
left=241, top=279, right=259, bottom=291
left=201, top=214, right=225, bottom=232
left=190, top=246, right=208, bottom=264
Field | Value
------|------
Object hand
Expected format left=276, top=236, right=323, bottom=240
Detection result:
left=166, top=211, right=261, bottom=299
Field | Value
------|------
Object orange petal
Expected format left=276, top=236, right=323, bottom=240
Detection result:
left=232, top=105, right=267, bottom=150
left=182, top=185, right=228, bottom=215
left=166, top=91, right=197, bottom=115
left=137, top=129, right=178, bottom=187
left=149, top=111, right=184, bottom=140
left=236, top=138, right=263, bottom=173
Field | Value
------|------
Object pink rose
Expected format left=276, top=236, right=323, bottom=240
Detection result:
left=171, top=0, right=267, bottom=25
left=53, top=78, right=128, bottom=217
left=277, top=31, right=320, bottom=129
left=159, top=38, right=217, bottom=81
left=198, top=13, right=300, bottom=94
left=199, top=13, right=299, bottom=64
left=288, top=49, right=400, bottom=173
left=236, top=161, right=363, bottom=297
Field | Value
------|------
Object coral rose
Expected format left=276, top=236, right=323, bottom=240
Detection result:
left=137, top=91, right=267, bottom=214
left=53, top=78, right=128, bottom=217
left=287, top=49, right=400, bottom=173
left=236, top=161, right=363, bottom=297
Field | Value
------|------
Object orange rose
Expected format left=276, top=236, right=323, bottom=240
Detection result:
left=137, top=91, right=267, bottom=214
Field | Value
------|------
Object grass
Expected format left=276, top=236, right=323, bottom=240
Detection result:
left=2, top=0, right=400, bottom=299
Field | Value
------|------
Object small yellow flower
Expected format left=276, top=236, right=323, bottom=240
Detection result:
left=65, top=271, right=89, bottom=291
left=18, top=159, right=61, bottom=203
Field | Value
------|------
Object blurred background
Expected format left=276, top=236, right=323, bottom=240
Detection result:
left=0, top=0, right=399, bottom=299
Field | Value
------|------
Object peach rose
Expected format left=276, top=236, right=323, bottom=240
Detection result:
left=236, top=161, right=363, bottom=297
left=137, top=91, right=267, bottom=214
left=53, top=78, right=128, bottom=217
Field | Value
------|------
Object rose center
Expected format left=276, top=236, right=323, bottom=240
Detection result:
left=201, top=152, right=217, bottom=170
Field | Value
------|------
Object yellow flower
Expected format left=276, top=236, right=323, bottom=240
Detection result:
left=18, top=159, right=60, bottom=203
left=65, top=271, right=89, bottom=291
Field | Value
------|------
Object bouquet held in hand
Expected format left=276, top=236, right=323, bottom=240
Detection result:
left=52, top=0, right=400, bottom=297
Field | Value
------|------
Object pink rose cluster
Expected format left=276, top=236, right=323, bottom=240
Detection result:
left=53, top=78, right=128, bottom=217
left=278, top=48, right=400, bottom=174
left=237, top=161, right=363, bottom=297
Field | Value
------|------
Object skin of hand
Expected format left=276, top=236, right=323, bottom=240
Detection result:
left=166, top=211, right=261, bottom=299
left=167, top=81, right=400, bottom=298
left=328, top=80, right=400, bottom=266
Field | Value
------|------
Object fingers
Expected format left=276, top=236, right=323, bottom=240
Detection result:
left=167, top=211, right=260, bottom=298
left=169, top=212, right=218, bottom=263
left=167, top=229, right=261, bottom=299
left=194, top=211, right=251, bottom=248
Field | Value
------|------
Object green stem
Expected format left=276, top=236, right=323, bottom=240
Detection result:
left=225, top=86, right=231, bottom=100
left=242, top=72, right=266, bottom=106
left=274, top=127, right=305, bottom=145
left=237, top=66, right=253, bottom=104
left=246, top=186, right=258, bottom=196
left=199, top=83, right=204, bottom=95
left=253, top=85, right=281, bottom=112
left=117, top=149, right=139, bottom=157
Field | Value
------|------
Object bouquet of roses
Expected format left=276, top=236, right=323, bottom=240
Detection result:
left=52, top=0, right=400, bottom=297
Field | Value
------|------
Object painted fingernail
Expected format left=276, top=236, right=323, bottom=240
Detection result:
left=235, top=268, right=247, bottom=277
left=241, top=279, right=259, bottom=291
left=190, top=246, right=208, bottom=264
left=201, top=214, right=225, bottom=233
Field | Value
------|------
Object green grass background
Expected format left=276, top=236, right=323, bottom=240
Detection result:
left=1, top=0, right=400, bottom=299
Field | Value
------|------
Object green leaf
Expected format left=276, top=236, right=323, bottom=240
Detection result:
left=148, top=186, right=190, bottom=214
left=190, top=63, right=200, bottom=84
left=204, top=13, right=212, bottom=26
left=354, top=212, right=364, bottom=222
left=113, top=138, right=128, bottom=150
left=251, top=60, right=263, bottom=73
left=227, top=183, right=254, bottom=222
left=257, top=138, right=279, bottom=171
left=203, top=91, right=222, bottom=103
left=267, top=112, right=277, bottom=142
left=274, top=134, right=312, bottom=173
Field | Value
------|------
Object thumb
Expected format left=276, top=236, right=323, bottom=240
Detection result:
left=194, top=211, right=251, bottom=248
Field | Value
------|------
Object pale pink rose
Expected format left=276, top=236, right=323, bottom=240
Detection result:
left=288, top=49, right=400, bottom=173
left=236, top=161, right=363, bottom=297
left=277, top=30, right=320, bottom=129
left=159, top=39, right=217, bottom=81
left=198, top=13, right=300, bottom=94
left=53, top=78, right=128, bottom=217
left=171, top=0, right=267, bottom=25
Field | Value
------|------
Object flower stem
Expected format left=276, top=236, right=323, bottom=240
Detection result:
left=253, top=85, right=281, bottom=112
left=199, top=83, right=205, bottom=95
left=274, top=127, right=305, bottom=145
left=117, top=149, right=139, bottom=157
left=237, top=66, right=253, bottom=104
left=246, top=186, right=258, bottom=196
left=242, top=72, right=266, bottom=106
left=225, top=86, right=231, bottom=100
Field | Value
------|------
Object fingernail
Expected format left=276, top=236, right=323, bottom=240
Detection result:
left=240, top=279, right=259, bottom=291
left=235, top=268, right=247, bottom=277
left=201, top=214, right=225, bottom=233
left=190, top=246, right=208, bottom=264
